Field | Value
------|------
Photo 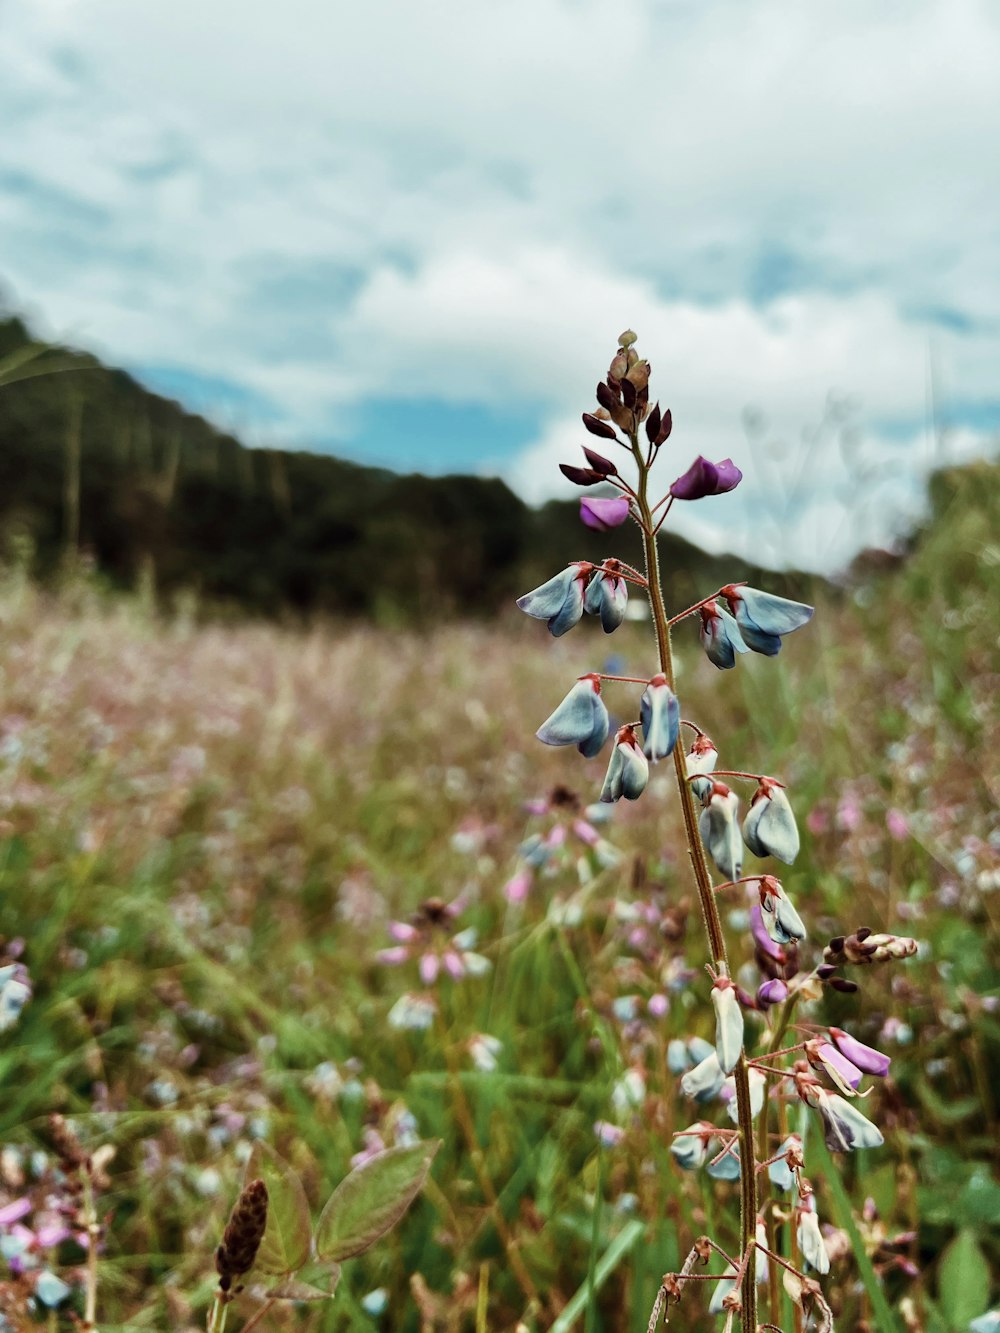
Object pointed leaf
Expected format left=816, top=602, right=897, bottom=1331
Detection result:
left=243, top=1142, right=312, bottom=1275
left=265, top=1273, right=339, bottom=1302
left=938, top=1228, right=990, bottom=1329
left=315, top=1140, right=440, bottom=1263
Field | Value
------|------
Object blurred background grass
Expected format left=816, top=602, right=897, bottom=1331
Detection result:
left=0, top=440, right=996, bottom=1328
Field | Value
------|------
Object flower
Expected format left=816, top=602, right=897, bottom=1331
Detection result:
left=828, top=1027, right=891, bottom=1077
left=768, top=1135, right=801, bottom=1190
left=600, top=725, right=649, bottom=802
left=709, top=1266, right=739, bottom=1315
left=724, top=1067, right=766, bottom=1122
left=758, top=875, right=807, bottom=944
left=516, top=563, right=591, bottom=637
left=797, top=1197, right=831, bottom=1274
left=584, top=560, right=628, bottom=632
left=800, top=1081, right=884, bottom=1152
left=698, top=782, right=743, bottom=879
left=0, top=963, right=32, bottom=1033
left=639, top=674, right=679, bottom=762
left=680, top=1050, right=726, bottom=1101
left=536, top=674, right=610, bottom=758
left=743, top=778, right=800, bottom=863
left=699, top=602, right=749, bottom=670
left=378, top=896, right=489, bottom=985
left=721, top=585, right=814, bottom=656
left=756, top=977, right=788, bottom=1007
left=686, top=733, right=719, bottom=799
left=580, top=496, right=631, bottom=531
left=806, top=1038, right=864, bottom=1094
left=670, top=1122, right=714, bottom=1171
left=669, top=456, right=743, bottom=501
left=706, top=1144, right=741, bottom=1180
left=712, top=980, right=744, bottom=1075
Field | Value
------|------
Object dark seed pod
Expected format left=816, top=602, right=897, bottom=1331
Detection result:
left=655, top=407, right=673, bottom=445
left=828, top=977, right=860, bottom=993
left=582, top=447, right=617, bottom=476
left=596, top=381, right=621, bottom=412
left=559, top=464, right=603, bottom=486
left=645, top=402, right=661, bottom=443
left=582, top=412, right=617, bottom=440
left=216, top=1178, right=268, bottom=1292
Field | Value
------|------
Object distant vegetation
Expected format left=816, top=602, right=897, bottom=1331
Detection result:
left=0, top=313, right=810, bottom=622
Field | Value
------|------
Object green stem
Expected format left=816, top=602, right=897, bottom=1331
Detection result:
left=632, top=435, right=758, bottom=1330
left=206, top=1293, right=229, bottom=1333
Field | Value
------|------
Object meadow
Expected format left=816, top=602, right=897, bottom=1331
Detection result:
left=0, top=461, right=997, bottom=1331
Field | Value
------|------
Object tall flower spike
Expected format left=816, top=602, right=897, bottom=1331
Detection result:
left=639, top=673, right=680, bottom=762
left=721, top=584, right=814, bottom=656
left=686, top=733, right=719, bottom=799
left=712, top=978, right=744, bottom=1075
left=584, top=560, right=628, bottom=632
left=516, top=563, right=591, bottom=637
left=600, top=725, right=649, bottom=802
left=743, top=777, right=800, bottom=863
left=699, top=602, right=749, bottom=670
left=535, top=674, right=609, bottom=758
left=699, top=782, right=743, bottom=879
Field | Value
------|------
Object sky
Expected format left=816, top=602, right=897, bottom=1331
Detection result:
left=1, top=0, right=998, bottom=572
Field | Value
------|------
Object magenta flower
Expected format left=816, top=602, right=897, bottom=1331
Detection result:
left=756, top=978, right=788, bottom=1007
left=669, top=456, right=742, bottom=501
left=579, top=496, right=631, bottom=531
left=828, top=1027, right=891, bottom=1077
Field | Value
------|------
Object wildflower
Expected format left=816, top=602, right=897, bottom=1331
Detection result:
left=800, top=1080, right=884, bottom=1152
left=516, top=563, right=591, bottom=637
left=797, top=1197, right=831, bottom=1275
left=768, top=1135, right=801, bottom=1190
left=468, top=1033, right=503, bottom=1072
left=670, top=1122, right=714, bottom=1170
left=35, top=1272, right=73, bottom=1308
left=758, top=875, right=806, bottom=944
left=594, top=1120, right=625, bottom=1146
left=805, top=1038, right=863, bottom=1094
left=699, top=602, right=749, bottom=670
left=686, top=733, right=719, bottom=799
left=584, top=560, right=628, bottom=632
left=666, top=1038, right=690, bottom=1074
left=680, top=1050, right=726, bottom=1101
left=580, top=496, right=631, bottom=531
left=699, top=782, right=743, bottom=879
left=756, top=977, right=788, bottom=1007
left=387, top=993, right=437, bottom=1030
left=536, top=674, right=609, bottom=758
left=706, top=1144, right=741, bottom=1180
left=750, top=901, right=788, bottom=964
left=725, top=1067, right=765, bottom=1122
left=711, top=979, right=744, bottom=1075
left=721, top=585, right=814, bottom=656
left=503, top=868, right=533, bottom=903
left=709, top=1266, right=739, bottom=1315
left=828, top=1027, right=891, bottom=1077
left=600, top=725, right=649, bottom=803
left=743, top=778, right=800, bottom=863
left=669, top=456, right=743, bottom=500
left=639, top=674, right=679, bottom=762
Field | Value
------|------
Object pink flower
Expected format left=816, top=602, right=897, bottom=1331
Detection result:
left=886, top=808, right=909, bottom=841
left=579, top=496, right=631, bottom=531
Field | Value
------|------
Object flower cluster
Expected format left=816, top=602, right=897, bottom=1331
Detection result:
left=377, top=895, right=490, bottom=1030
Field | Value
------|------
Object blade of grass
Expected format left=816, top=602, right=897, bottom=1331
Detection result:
left=551, top=1219, right=645, bottom=1333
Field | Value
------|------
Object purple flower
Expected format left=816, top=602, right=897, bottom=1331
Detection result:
left=756, top=978, right=788, bottom=1007
left=722, top=584, right=814, bottom=656
left=580, top=496, right=631, bottom=531
left=699, top=602, right=749, bottom=670
left=600, top=725, right=649, bottom=803
left=516, top=563, right=591, bottom=637
left=743, top=777, right=800, bottom=864
left=669, top=456, right=743, bottom=501
left=828, top=1027, right=891, bottom=1078
left=536, top=674, right=610, bottom=758
left=639, top=674, right=679, bottom=762
left=750, top=901, right=787, bottom=963
left=800, top=1082, right=884, bottom=1152
left=807, top=1039, right=864, bottom=1094
left=584, top=560, right=628, bottom=633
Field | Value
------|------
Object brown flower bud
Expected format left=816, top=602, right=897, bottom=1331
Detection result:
left=559, top=464, right=604, bottom=486
left=645, top=402, right=662, bottom=444
left=215, top=1178, right=268, bottom=1293
left=656, top=407, right=673, bottom=445
left=582, top=412, right=617, bottom=441
left=48, top=1115, right=88, bottom=1173
left=609, top=352, right=628, bottom=382
left=582, top=447, right=617, bottom=476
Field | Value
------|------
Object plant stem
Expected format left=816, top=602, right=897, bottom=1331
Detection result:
left=240, top=1297, right=278, bottom=1332
left=631, top=435, right=758, bottom=1330
left=82, top=1173, right=100, bottom=1329
left=206, top=1293, right=229, bottom=1333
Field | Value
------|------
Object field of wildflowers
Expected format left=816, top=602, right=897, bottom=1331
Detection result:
left=0, top=439, right=997, bottom=1329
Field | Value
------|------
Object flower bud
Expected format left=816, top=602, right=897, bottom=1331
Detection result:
left=712, top=979, right=744, bottom=1075
left=686, top=733, right=719, bottom=799
left=758, top=876, right=806, bottom=944
left=600, top=725, right=649, bottom=803
left=828, top=1027, right=891, bottom=1077
left=725, top=1066, right=765, bottom=1122
left=768, top=1134, right=801, bottom=1190
left=680, top=1050, right=725, bottom=1101
left=584, top=560, right=628, bottom=633
left=516, top=563, right=591, bottom=637
left=669, top=456, right=743, bottom=501
left=797, top=1197, right=831, bottom=1275
left=721, top=585, right=814, bottom=656
left=582, top=446, right=617, bottom=475
left=698, top=782, right=742, bottom=879
left=706, top=1145, right=741, bottom=1180
left=699, top=602, right=749, bottom=669
left=756, top=978, right=788, bottom=1007
left=743, top=778, right=800, bottom=863
left=639, top=673, right=680, bottom=762
left=709, top=1267, right=739, bottom=1316
left=535, top=674, right=609, bottom=758
left=824, top=929, right=918, bottom=965
left=670, top=1122, right=713, bottom=1170
left=559, top=464, right=604, bottom=486
left=582, top=412, right=617, bottom=440
left=644, top=402, right=662, bottom=444
left=580, top=496, right=631, bottom=531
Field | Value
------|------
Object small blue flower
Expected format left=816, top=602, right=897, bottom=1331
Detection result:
left=639, top=674, right=679, bottom=762
left=698, top=782, right=743, bottom=880
left=536, top=674, right=609, bottom=758
left=804, top=1084, right=884, bottom=1152
left=670, top=1122, right=713, bottom=1171
left=743, top=778, right=800, bottom=863
left=584, top=561, right=628, bottom=632
left=35, top=1272, right=72, bottom=1308
left=516, top=563, right=591, bottom=637
left=709, top=1268, right=739, bottom=1316
left=699, top=603, right=749, bottom=670
left=600, top=725, right=649, bottom=802
left=712, top=980, right=744, bottom=1075
left=680, top=1050, right=725, bottom=1101
left=686, top=734, right=718, bottom=799
left=768, top=1135, right=800, bottom=1190
left=758, top=876, right=806, bottom=944
left=722, top=585, right=814, bottom=656
left=666, top=1038, right=690, bottom=1074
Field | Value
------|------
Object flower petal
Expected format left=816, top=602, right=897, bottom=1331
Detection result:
left=580, top=496, right=631, bottom=531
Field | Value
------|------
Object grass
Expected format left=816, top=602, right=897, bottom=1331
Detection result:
left=0, top=469, right=997, bottom=1330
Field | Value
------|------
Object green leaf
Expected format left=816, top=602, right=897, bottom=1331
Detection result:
left=938, top=1228, right=990, bottom=1330
left=550, top=1219, right=645, bottom=1333
left=243, top=1142, right=312, bottom=1276
left=315, top=1140, right=440, bottom=1263
left=265, top=1274, right=339, bottom=1302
